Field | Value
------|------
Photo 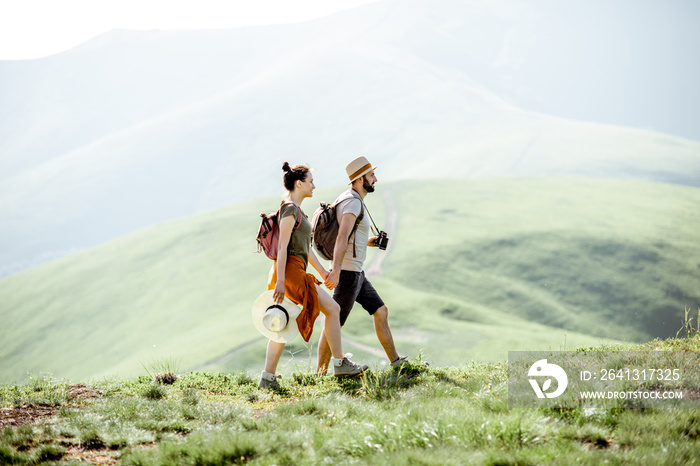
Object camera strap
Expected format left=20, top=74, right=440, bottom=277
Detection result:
left=351, top=189, right=379, bottom=236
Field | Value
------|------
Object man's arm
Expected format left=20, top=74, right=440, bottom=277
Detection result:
left=325, top=212, right=356, bottom=290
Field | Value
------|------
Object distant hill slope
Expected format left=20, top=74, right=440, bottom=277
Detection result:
left=1, top=178, right=698, bottom=383
left=1, top=0, right=699, bottom=276
left=381, top=178, right=700, bottom=341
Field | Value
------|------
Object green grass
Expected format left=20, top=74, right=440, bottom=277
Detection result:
left=1, top=178, right=699, bottom=382
left=1, top=338, right=699, bottom=465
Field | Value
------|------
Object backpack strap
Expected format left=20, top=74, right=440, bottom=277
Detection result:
left=335, top=190, right=367, bottom=258
left=279, top=201, right=303, bottom=229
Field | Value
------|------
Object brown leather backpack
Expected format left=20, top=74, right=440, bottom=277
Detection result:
left=311, top=192, right=364, bottom=261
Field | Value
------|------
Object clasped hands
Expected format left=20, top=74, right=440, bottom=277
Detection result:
left=323, top=268, right=340, bottom=290
left=322, top=237, right=379, bottom=290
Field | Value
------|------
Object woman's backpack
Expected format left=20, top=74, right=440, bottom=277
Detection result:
left=256, top=202, right=302, bottom=260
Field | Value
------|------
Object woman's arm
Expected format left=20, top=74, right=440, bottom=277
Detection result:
left=273, top=214, right=295, bottom=304
left=309, top=248, right=329, bottom=282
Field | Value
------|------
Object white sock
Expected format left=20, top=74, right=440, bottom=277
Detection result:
left=332, top=353, right=352, bottom=366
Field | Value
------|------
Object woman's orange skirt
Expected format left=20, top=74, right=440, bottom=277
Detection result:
left=268, top=255, right=321, bottom=342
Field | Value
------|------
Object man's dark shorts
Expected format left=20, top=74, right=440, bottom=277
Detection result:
left=333, top=270, right=385, bottom=326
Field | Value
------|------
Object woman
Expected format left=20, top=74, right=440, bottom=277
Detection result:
left=259, top=162, right=368, bottom=390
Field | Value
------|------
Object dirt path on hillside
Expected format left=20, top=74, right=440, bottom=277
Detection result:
left=365, top=185, right=397, bottom=279
left=342, top=336, right=386, bottom=358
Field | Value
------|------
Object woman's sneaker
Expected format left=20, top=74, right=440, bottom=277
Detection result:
left=332, top=353, right=369, bottom=378
left=258, top=371, right=280, bottom=390
left=390, top=356, right=409, bottom=367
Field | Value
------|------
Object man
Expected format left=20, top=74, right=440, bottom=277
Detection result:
left=317, top=156, right=406, bottom=374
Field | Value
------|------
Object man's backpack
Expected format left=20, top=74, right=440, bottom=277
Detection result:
left=256, top=202, right=302, bottom=260
left=311, top=192, right=364, bottom=261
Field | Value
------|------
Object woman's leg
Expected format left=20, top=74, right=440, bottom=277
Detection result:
left=316, top=284, right=344, bottom=359
left=264, top=340, right=285, bottom=374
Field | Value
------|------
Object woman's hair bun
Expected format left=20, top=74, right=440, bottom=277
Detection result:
left=281, top=162, right=310, bottom=191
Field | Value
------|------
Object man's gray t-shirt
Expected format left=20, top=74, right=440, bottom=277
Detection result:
left=335, top=189, right=371, bottom=272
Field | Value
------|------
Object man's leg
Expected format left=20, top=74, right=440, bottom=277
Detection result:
left=355, top=273, right=401, bottom=364
left=373, top=305, right=400, bottom=363
left=316, top=331, right=332, bottom=375
left=317, top=270, right=361, bottom=375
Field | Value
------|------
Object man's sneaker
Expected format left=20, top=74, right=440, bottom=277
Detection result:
left=258, top=371, right=280, bottom=390
left=390, top=356, right=409, bottom=367
left=332, top=353, right=369, bottom=378
left=390, top=356, right=430, bottom=367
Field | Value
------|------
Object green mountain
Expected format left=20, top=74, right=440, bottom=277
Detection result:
left=1, top=178, right=699, bottom=383
left=2, top=0, right=699, bottom=276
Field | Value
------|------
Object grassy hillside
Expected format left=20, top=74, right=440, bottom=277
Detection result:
left=1, top=337, right=699, bottom=465
left=1, top=178, right=699, bottom=383
left=382, top=177, right=700, bottom=342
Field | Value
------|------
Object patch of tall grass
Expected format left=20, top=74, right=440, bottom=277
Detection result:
left=677, top=307, right=700, bottom=339
left=0, top=373, right=68, bottom=407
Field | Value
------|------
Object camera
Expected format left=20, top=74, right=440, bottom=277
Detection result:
left=376, top=231, right=389, bottom=250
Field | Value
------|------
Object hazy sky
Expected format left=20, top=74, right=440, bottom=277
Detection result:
left=0, top=0, right=380, bottom=60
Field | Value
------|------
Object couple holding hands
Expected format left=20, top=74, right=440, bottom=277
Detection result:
left=253, top=156, right=405, bottom=390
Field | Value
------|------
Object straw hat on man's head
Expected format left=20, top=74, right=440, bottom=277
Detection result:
left=252, top=290, right=301, bottom=343
left=346, top=156, right=377, bottom=184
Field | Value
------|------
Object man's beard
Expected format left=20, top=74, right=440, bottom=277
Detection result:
left=363, top=176, right=375, bottom=193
